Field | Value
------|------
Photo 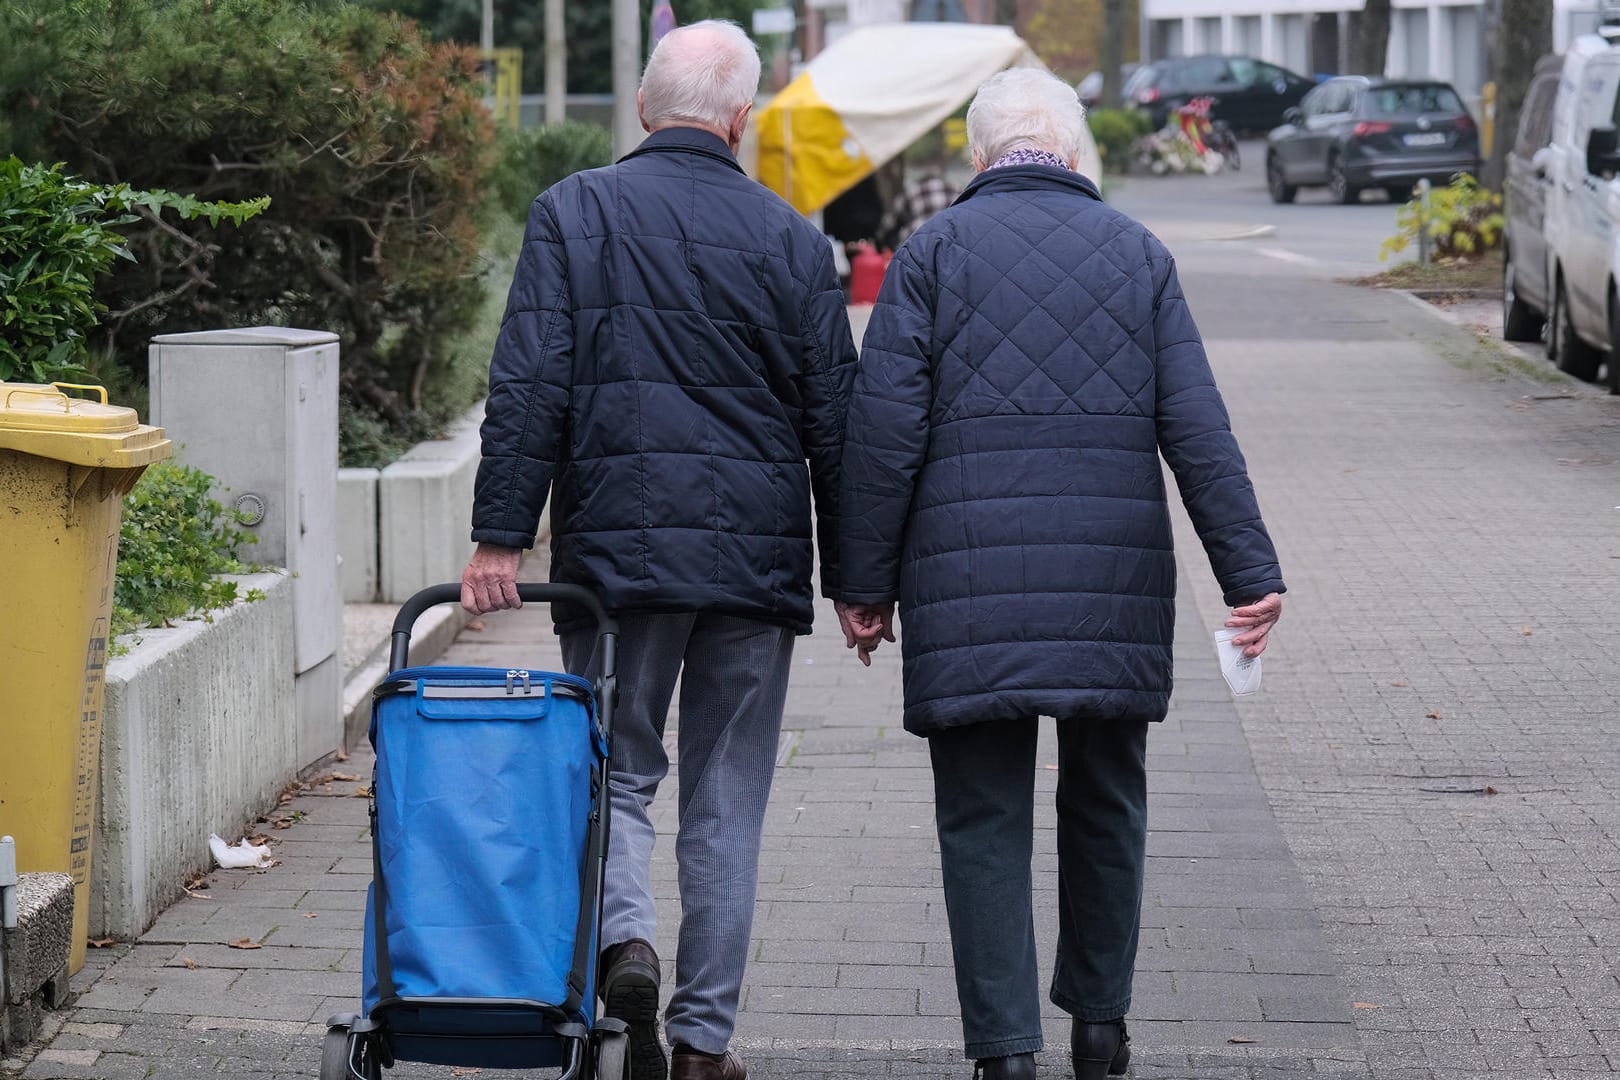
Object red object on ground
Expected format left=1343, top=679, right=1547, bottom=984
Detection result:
left=849, top=243, right=891, bottom=305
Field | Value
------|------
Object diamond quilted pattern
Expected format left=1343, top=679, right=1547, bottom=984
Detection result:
left=838, top=165, right=1285, bottom=736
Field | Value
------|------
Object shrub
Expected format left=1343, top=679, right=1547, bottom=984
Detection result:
left=0, top=0, right=496, bottom=441
left=489, top=122, right=614, bottom=228
left=1381, top=174, right=1505, bottom=261
left=0, top=157, right=267, bottom=384
left=112, top=461, right=263, bottom=645
left=1087, top=108, right=1153, bottom=173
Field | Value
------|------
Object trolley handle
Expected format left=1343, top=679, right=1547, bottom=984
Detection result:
left=388, top=583, right=619, bottom=674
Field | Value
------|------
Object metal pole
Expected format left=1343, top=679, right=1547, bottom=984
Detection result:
left=546, top=0, right=567, bottom=125
left=1417, top=177, right=1432, bottom=266
left=612, top=0, right=643, bottom=158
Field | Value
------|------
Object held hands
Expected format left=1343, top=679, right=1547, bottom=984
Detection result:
left=1225, top=592, right=1283, bottom=658
left=460, top=543, right=524, bottom=614
left=836, top=601, right=896, bottom=667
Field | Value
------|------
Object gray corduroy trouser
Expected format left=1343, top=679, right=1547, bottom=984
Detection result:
left=563, top=612, right=794, bottom=1054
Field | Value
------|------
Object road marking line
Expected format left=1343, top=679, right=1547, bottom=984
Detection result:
left=1208, top=224, right=1278, bottom=242
left=1256, top=246, right=1321, bottom=266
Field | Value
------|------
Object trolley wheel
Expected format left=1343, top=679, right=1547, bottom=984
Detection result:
left=320, top=1025, right=381, bottom=1080
left=596, top=1031, right=630, bottom=1080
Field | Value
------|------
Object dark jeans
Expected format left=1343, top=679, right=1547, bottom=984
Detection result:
left=929, top=717, right=1148, bottom=1059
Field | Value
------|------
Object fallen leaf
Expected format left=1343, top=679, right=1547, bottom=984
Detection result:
left=227, top=938, right=263, bottom=950
left=246, top=835, right=274, bottom=847
left=1521, top=626, right=1533, bottom=636
left=1227, top=1036, right=1258, bottom=1044
left=303, top=913, right=319, bottom=919
left=1390, top=681, right=1409, bottom=688
left=465, top=620, right=485, bottom=632
left=351, top=785, right=373, bottom=798
left=271, top=817, right=293, bottom=829
left=278, top=793, right=293, bottom=806
left=182, top=958, right=198, bottom=970
left=451, top=1069, right=483, bottom=1077
left=87, top=937, right=116, bottom=949
left=1425, top=710, right=1442, bottom=720
left=1042, top=764, right=1058, bottom=771
left=328, top=773, right=360, bottom=782
left=1484, top=785, right=1499, bottom=795
left=335, top=747, right=350, bottom=763
left=183, top=888, right=214, bottom=901
left=1352, top=1002, right=1379, bottom=1009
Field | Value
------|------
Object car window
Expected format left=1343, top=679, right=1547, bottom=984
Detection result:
left=1254, top=61, right=1289, bottom=87
left=1366, top=84, right=1466, bottom=115
left=1573, top=58, right=1620, bottom=136
left=1514, top=75, right=1557, bottom=155
left=1181, top=57, right=1230, bottom=87
left=1299, top=85, right=1328, bottom=117
left=1228, top=58, right=1258, bottom=86
left=1123, top=64, right=1159, bottom=97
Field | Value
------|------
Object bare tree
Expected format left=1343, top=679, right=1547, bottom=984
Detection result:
left=1354, top=0, right=1391, bottom=75
left=1486, top=0, right=1553, bottom=189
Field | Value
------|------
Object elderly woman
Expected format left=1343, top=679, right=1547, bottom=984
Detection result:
left=836, top=70, right=1286, bottom=1080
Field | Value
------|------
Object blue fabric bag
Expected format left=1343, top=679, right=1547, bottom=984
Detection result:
left=362, top=666, right=602, bottom=1018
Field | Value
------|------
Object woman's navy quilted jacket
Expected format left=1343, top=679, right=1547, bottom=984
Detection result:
left=471, top=127, right=857, bottom=632
left=839, top=165, right=1286, bottom=734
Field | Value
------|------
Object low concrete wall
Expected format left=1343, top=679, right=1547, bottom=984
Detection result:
left=1, top=873, right=73, bottom=1051
left=379, top=404, right=483, bottom=603
left=337, top=468, right=380, bottom=603
left=91, top=572, right=296, bottom=940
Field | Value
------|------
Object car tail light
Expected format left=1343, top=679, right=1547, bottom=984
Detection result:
left=1137, top=87, right=1160, bottom=105
left=1455, top=114, right=1477, bottom=134
left=1353, top=121, right=1393, bottom=138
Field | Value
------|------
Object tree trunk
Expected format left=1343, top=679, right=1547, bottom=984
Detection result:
left=1354, top=0, right=1392, bottom=76
left=1486, top=0, right=1552, bottom=189
left=1101, top=0, right=1128, bottom=107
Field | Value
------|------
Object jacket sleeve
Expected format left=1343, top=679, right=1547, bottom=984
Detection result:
left=470, top=194, right=573, bottom=550
left=1151, top=249, right=1287, bottom=607
left=837, top=245, right=934, bottom=605
left=797, top=241, right=860, bottom=599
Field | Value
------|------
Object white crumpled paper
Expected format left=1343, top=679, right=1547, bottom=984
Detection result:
left=209, top=833, right=274, bottom=869
left=1213, top=628, right=1262, bottom=696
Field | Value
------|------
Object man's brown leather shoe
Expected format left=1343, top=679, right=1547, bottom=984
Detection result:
left=670, top=1046, right=746, bottom=1080
left=600, top=939, right=665, bottom=1080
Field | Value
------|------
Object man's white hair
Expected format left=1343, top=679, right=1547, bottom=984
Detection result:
left=640, top=20, right=761, bottom=132
left=966, top=67, right=1088, bottom=167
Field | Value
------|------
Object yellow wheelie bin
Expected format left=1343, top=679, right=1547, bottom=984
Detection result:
left=0, top=382, right=171, bottom=973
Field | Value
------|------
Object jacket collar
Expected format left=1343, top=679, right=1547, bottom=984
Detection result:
left=619, top=126, right=744, bottom=174
left=955, top=164, right=1104, bottom=206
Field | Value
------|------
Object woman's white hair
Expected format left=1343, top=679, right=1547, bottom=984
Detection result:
left=966, top=67, right=1088, bottom=167
left=640, top=20, right=762, bottom=132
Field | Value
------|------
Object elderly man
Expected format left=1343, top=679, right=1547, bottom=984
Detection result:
left=461, top=21, right=857, bottom=1080
left=838, top=69, right=1285, bottom=1080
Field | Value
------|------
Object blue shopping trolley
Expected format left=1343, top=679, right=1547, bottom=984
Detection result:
left=321, top=583, right=628, bottom=1080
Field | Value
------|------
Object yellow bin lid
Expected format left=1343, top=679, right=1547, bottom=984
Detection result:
left=0, top=382, right=172, bottom=468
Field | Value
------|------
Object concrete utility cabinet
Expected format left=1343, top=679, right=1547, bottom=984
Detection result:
left=149, top=327, right=342, bottom=768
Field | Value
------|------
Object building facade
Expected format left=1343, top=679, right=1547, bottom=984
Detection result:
left=1141, top=0, right=1600, bottom=100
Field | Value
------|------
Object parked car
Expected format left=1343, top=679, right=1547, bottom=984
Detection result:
left=1124, top=55, right=1313, bottom=132
left=1264, top=77, right=1480, bottom=205
left=1538, top=33, right=1620, bottom=391
left=1500, top=53, right=1565, bottom=343
left=1078, top=64, right=1140, bottom=109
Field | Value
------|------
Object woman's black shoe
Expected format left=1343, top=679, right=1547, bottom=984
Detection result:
left=1071, top=1018, right=1130, bottom=1079
left=971, top=1052, right=1036, bottom=1080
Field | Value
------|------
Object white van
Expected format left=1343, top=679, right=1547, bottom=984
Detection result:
left=1539, top=32, right=1620, bottom=392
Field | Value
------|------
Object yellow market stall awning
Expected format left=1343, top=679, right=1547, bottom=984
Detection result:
left=754, top=23, right=1101, bottom=216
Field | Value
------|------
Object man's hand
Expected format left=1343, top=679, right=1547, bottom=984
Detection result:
left=461, top=543, right=524, bottom=614
left=836, top=601, right=896, bottom=667
left=1225, top=592, right=1283, bottom=658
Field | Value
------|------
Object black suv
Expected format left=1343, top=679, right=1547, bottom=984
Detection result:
left=1501, top=54, right=1563, bottom=342
left=1124, top=55, right=1313, bottom=132
left=1265, top=76, right=1481, bottom=204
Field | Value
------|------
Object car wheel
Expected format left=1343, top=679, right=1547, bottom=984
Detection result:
left=1502, top=245, right=1545, bottom=343
left=1385, top=184, right=1414, bottom=204
left=1266, top=153, right=1296, bottom=204
left=1550, top=276, right=1603, bottom=380
left=1329, top=154, right=1360, bottom=205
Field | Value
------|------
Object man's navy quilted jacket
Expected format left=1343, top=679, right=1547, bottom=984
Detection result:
left=839, top=165, right=1285, bottom=734
left=471, top=127, right=857, bottom=632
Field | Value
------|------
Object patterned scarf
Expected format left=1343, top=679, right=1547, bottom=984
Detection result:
left=988, top=147, right=1072, bottom=171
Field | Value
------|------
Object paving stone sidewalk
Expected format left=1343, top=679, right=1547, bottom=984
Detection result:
left=7, top=572, right=1365, bottom=1080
